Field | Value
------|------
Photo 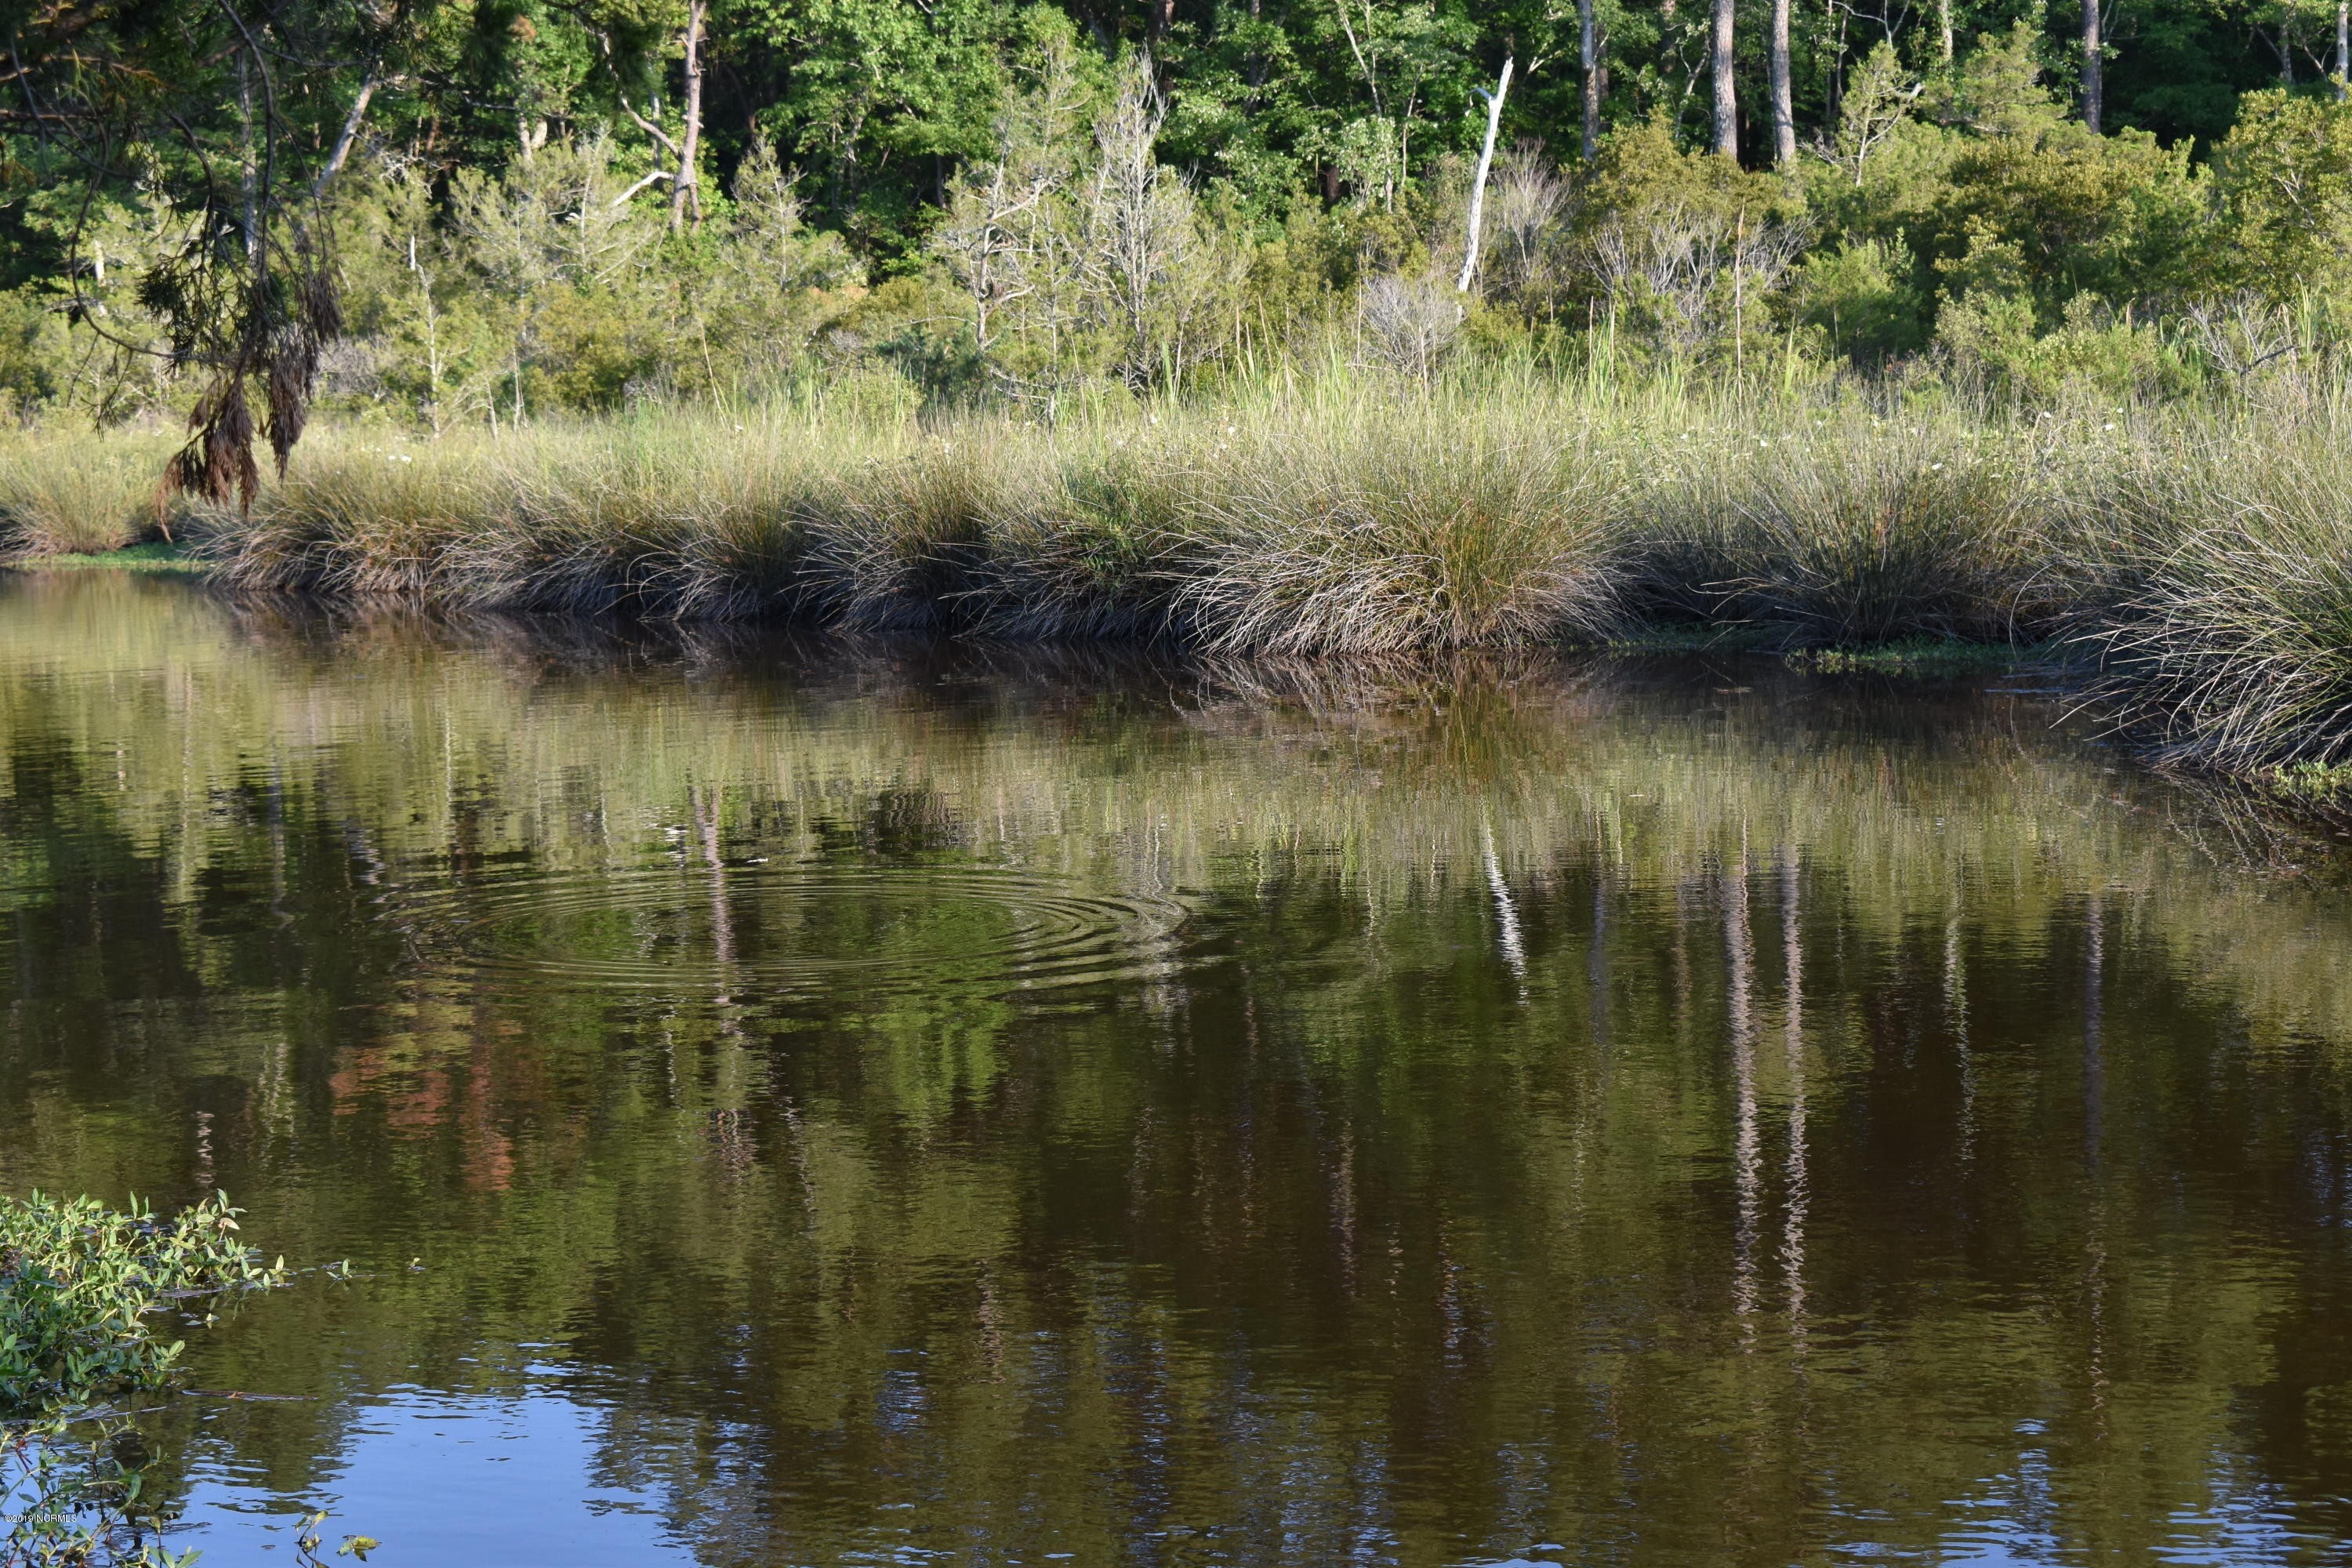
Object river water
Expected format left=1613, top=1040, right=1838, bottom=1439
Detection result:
left=5, top=570, right=2352, bottom=1566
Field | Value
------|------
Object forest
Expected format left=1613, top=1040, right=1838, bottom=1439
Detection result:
left=0, top=0, right=2347, bottom=423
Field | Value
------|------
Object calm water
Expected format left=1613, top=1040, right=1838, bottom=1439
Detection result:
left=7, top=572, right=2352, bottom=1566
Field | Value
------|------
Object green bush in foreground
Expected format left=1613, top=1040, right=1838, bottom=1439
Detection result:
left=0, top=1192, right=281, bottom=1419
left=2, top=1193, right=291, bottom=1568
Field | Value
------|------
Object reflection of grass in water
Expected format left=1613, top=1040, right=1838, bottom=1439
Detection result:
left=0, top=579, right=2346, bottom=1056
left=5, top=585, right=2352, bottom=1563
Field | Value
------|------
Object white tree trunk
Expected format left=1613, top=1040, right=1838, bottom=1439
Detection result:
left=1457, top=56, right=1514, bottom=292
left=1712, top=0, right=1739, bottom=158
left=1580, top=0, right=1601, bottom=158
left=2082, top=0, right=2104, bottom=131
left=314, top=73, right=378, bottom=199
left=1770, top=0, right=1795, bottom=165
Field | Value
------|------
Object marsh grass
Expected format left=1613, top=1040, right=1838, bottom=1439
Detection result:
left=1634, top=423, right=2047, bottom=646
left=1177, top=408, right=1625, bottom=654
left=2087, top=419, right=2352, bottom=766
left=16, top=368, right=2352, bottom=773
left=0, top=433, right=180, bottom=559
left=968, top=443, right=1198, bottom=640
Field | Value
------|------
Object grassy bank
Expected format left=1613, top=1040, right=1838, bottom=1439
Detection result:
left=6, top=371, right=2351, bottom=771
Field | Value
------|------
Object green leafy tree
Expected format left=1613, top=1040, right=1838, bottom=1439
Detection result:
left=2205, top=88, right=2352, bottom=301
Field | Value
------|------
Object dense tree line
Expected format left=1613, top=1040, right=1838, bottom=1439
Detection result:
left=1, top=0, right=2349, bottom=445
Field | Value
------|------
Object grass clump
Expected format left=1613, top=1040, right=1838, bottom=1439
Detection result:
left=804, top=437, right=1021, bottom=633
left=968, top=441, right=1196, bottom=641
left=0, top=434, right=180, bottom=561
left=2087, top=423, right=2352, bottom=768
left=1633, top=421, right=2042, bottom=647
left=1178, top=407, right=1624, bottom=655
left=204, top=437, right=486, bottom=597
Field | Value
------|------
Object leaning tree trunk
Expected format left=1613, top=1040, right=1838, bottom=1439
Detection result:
left=1458, top=56, right=1515, bottom=292
left=1769, top=0, right=1795, bottom=165
left=669, top=0, right=707, bottom=230
left=1712, top=0, right=1739, bottom=158
left=314, top=71, right=378, bottom=198
left=2082, top=0, right=2103, bottom=130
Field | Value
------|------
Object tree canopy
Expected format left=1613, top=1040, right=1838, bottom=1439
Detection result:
left=1, top=0, right=2349, bottom=443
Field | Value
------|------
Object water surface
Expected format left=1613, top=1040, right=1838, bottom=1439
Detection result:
left=6, top=572, right=2352, bottom=1566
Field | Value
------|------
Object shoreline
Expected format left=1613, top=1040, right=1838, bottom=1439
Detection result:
left=5, top=384, right=2350, bottom=792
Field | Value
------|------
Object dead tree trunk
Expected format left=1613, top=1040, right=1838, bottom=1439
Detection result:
left=1712, top=0, right=1739, bottom=158
left=314, top=72, right=378, bottom=198
left=1457, top=56, right=1515, bottom=292
left=669, top=0, right=707, bottom=230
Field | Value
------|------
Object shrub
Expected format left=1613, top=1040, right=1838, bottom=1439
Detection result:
left=2, top=1192, right=282, bottom=1418
left=1788, top=239, right=1928, bottom=364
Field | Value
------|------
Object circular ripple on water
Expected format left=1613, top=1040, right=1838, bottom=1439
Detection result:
left=392, top=862, right=1191, bottom=997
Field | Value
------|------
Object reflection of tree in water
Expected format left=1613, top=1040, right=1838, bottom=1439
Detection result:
left=2, top=576, right=2352, bottom=1560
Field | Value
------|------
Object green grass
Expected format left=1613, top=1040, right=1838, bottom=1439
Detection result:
left=2259, top=760, right=2352, bottom=800
left=0, top=431, right=181, bottom=559
left=6, top=368, right=2352, bottom=779
left=13, top=541, right=211, bottom=575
